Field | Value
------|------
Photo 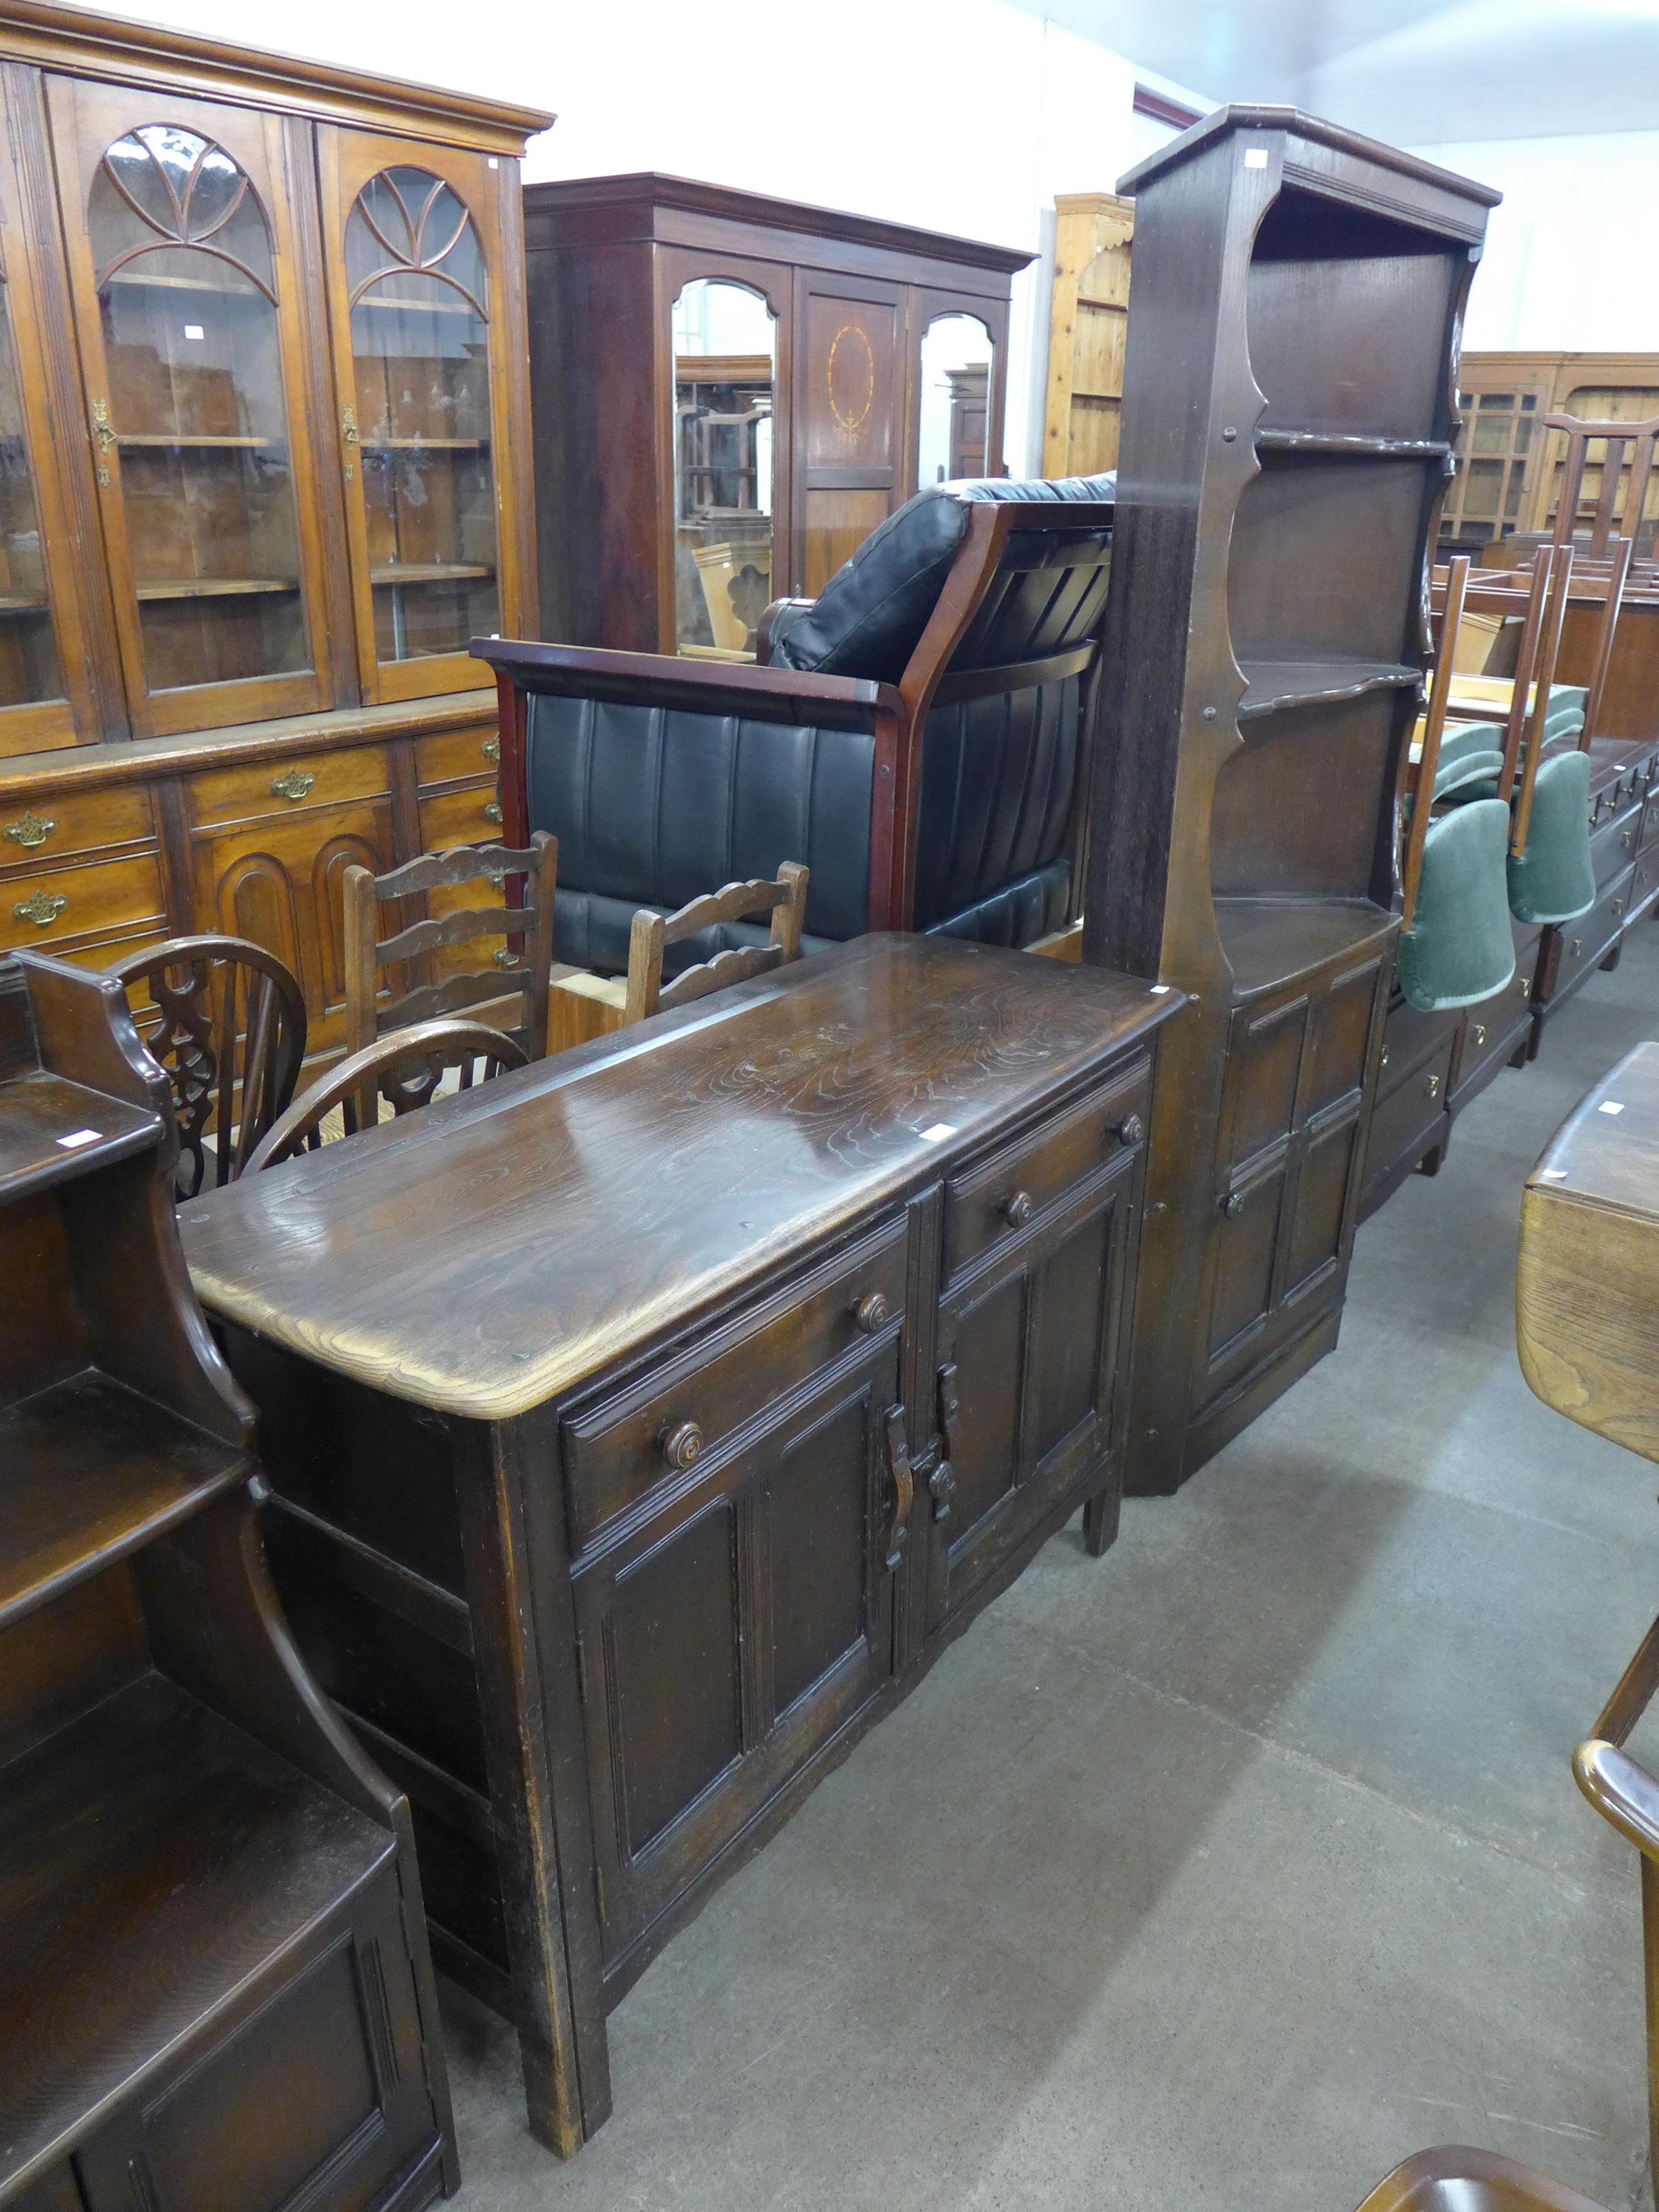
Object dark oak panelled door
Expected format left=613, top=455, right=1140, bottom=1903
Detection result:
left=793, top=273, right=908, bottom=595
left=318, top=128, right=528, bottom=708
left=928, top=1157, right=1135, bottom=1635
left=571, top=1338, right=905, bottom=1971
left=46, top=78, right=337, bottom=740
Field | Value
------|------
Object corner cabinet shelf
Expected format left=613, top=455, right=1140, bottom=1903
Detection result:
left=1084, top=106, right=1498, bottom=1495
left=0, top=951, right=458, bottom=2212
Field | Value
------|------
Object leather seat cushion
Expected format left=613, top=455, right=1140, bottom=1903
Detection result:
left=769, top=472, right=1115, bottom=683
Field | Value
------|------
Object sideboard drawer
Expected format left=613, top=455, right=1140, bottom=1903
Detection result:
left=563, top=1216, right=910, bottom=1552
left=415, top=725, right=500, bottom=788
left=1, top=850, right=166, bottom=950
left=419, top=781, right=504, bottom=854
left=0, top=784, right=154, bottom=867
left=187, top=745, right=389, bottom=827
left=943, top=1054, right=1149, bottom=1285
left=1632, top=839, right=1659, bottom=917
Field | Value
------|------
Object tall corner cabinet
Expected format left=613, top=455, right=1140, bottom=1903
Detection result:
left=1082, top=106, right=1497, bottom=1494
left=1043, top=190, right=1132, bottom=479
left=521, top=175, right=1033, bottom=655
left=0, top=5, right=549, bottom=1054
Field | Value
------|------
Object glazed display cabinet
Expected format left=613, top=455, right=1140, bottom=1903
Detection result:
left=523, top=175, right=1031, bottom=655
left=0, top=4, right=546, bottom=1050
left=1084, top=107, right=1498, bottom=1493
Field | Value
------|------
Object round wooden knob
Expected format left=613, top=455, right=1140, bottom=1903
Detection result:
left=1002, top=1190, right=1034, bottom=1229
left=1222, top=1191, right=1244, bottom=1219
left=660, top=1420, right=705, bottom=1472
left=852, top=1291, right=890, bottom=1335
left=1113, top=1114, right=1145, bottom=1147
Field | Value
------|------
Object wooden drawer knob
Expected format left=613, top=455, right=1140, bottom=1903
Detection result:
left=484, top=801, right=504, bottom=824
left=1001, top=1189, right=1034, bottom=1229
left=851, top=1290, right=890, bottom=1335
left=659, top=1420, right=705, bottom=1472
left=1221, top=1190, right=1244, bottom=1219
left=1113, top=1113, right=1145, bottom=1147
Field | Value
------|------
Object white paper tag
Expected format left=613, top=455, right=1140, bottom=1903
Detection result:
left=1540, top=1167, right=1569, bottom=1181
left=183, top=323, right=205, bottom=341
left=919, top=1123, right=957, bottom=1144
left=1244, top=148, right=1268, bottom=169
left=56, top=1128, right=101, bottom=1149
left=1600, top=1101, right=1625, bottom=1114
left=1150, top=984, right=1171, bottom=995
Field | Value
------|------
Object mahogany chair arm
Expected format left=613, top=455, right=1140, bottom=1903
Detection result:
left=472, top=635, right=900, bottom=731
left=756, top=596, right=815, bottom=666
left=1574, top=1738, right=1659, bottom=1865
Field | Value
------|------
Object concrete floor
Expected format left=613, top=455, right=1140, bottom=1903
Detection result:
left=440, top=923, right=1659, bottom=2212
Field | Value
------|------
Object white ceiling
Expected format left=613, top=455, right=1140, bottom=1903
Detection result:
left=1017, top=0, right=1659, bottom=144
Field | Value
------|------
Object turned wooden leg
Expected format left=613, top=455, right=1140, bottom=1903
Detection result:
left=1643, top=1853, right=1659, bottom=2205
left=1083, top=1482, right=1122, bottom=1557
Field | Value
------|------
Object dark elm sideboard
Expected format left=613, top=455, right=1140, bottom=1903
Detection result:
left=176, top=936, right=1180, bottom=2157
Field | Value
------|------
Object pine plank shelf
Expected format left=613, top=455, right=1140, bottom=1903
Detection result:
left=0, top=1371, right=249, bottom=1631
left=369, top=563, right=494, bottom=585
left=135, top=577, right=299, bottom=602
left=0, top=1675, right=392, bottom=2200
left=117, top=434, right=279, bottom=450
left=1215, top=896, right=1396, bottom=999
left=0, top=595, right=48, bottom=616
left=1237, top=659, right=1421, bottom=720
left=1255, top=430, right=1452, bottom=459
left=0, top=1069, right=161, bottom=1198
left=105, top=271, right=263, bottom=298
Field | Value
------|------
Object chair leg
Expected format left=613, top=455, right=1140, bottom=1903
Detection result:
left=1643, top=1854, right=1659, bottom=2208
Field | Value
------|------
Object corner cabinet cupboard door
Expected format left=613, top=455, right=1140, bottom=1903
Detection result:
left=70, top=1877, right=440, bottom=2212
left=318, top=129, right=529, bottom=706
left=572, top=1337, right=905, bottom=1970
left=45, top=78, right=340, bottom=740
left=928, top=1152, right=1135, bottom=1636
left=0, top=74, right=107, bottom=757
left=792, top=271, right=911, bottom=596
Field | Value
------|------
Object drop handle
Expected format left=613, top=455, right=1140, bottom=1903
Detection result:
left=931, top=1362, right=960, bottom=1523
left=1424, top=1073, right=1441, bottom=1099
left=883, top=1406, right=913, bottom=1569
left=1471, top=1023, right=1487, bottom=1048
left=1113, top=1113, right=1145, bottom=1147
left=851, top=1290, right=890, bottom=1335
left=659, top=1419, right=704, bottom=1472
left=1001, top=1188, right=1034, bottom=1229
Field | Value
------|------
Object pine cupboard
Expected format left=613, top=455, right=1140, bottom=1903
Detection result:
left=0, top=4, right=546, bottom=1048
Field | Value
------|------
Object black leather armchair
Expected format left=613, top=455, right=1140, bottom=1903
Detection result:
left=474, top=473, right=1114, bottom=973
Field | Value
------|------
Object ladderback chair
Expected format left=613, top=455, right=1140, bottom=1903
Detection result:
left=108, top=933, right=307, bottom=1199
left=246, top=1019, right=529, bottom=1171
left=625, top=863, right=808, bottom=1023
left=475, top=474, right=1116, bottom=971
left=1544, top=410, right=1659, bottom=558
left=343, top=833, right=557, bottom=1062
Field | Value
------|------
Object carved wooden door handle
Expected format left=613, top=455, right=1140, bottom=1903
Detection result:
left=931, top=1362, right=960, bottom=1523
left=883, top=1405, right=913, bottom=1569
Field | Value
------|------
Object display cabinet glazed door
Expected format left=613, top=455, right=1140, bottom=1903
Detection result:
left=318, top=128, right=529, bottom=705
left=0, top=72, right=110, bottom=756
left=912, top=292, right=1008, bottom=493
left=792, top=272, right=909, bottom=595
left=571, top=1339, right=905, bottom=1972
left=928, top=1158, right=1135, bottom=1635
left=45, top=78, right=338, bottom=739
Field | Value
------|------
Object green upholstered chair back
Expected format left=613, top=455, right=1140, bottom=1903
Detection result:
left=1395, top=796, right=1518, bottom=1014
left=1507, top=749, right=1595, bottom=925
left=1433, top=720, right=1506, bottom=802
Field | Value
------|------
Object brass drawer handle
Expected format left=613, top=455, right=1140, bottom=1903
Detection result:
left=659, top=1419, right=704, bottom=1472
left=1001, top=1188, right=1034, bottom=1229
left=1570, top=937, right=1583, bottom=958
left=484, top=801, right=503, bottom=824
left=1517, top=975, right=1531, bottom=999
left=13, top=889, right=67, bottom=927
left=1623, top=828, right=1635, bottom=850
left=1222, top=1190, right=1244, bottom=1219
left=851, top=1290, right=890, bottom=1335
left=883, top=1405, right=913, bottom=1570
left=482, top=737, right=500, bottom=762
left=1113, top=1113, right=1145, bottom=1147
left=4, top=809, right=56, bottom=849
left=1471, top=1023, right=1486, bottom=1048
left=90, top=396, right=116, bottom=454
left=1614, top=899, right=1626, bottom=916
left=1424, top=1072, right=1441, bottom=1099
left=270, top=768, right=317, bottom=803
left=1380, top=1045, right=1389, bottom=1067
left=491, top=946, right=517, bottom=968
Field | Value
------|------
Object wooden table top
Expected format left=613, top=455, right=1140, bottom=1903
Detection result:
left=1517, top=1041, right=1659, bottom=1463
left=181, top=937, right=1179, bottom=1422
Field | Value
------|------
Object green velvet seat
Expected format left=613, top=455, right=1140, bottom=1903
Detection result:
left=1395, top=796, right=1517, bottom=1013
left=1507, top=748, right=1596, bottom=925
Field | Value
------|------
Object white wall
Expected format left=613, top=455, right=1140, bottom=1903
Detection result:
left=86, top=0, right=1162, bottom=475
left=1410, top=131, right=1659, bottom=354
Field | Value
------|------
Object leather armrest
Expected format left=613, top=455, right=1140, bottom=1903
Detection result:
left=757, top=597, right=815, bottom=666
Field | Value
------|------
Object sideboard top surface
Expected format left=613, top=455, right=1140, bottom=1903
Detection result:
left=180, top=937, right=1178, bottom=1421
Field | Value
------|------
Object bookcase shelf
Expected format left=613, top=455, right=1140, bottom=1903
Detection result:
left=1238, top=658, right=1419, bottom=719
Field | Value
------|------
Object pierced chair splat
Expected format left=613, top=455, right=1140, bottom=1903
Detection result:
left=246, top=1018, right=529, bottom=1171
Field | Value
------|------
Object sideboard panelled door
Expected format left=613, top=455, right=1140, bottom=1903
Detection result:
left=45, top=77, right=339, bottom=740
left=317, top=127, right=529, bottom=708
left=0, top=72, right=106, bottom=755
left=793, top=273, right=910, bottom=597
